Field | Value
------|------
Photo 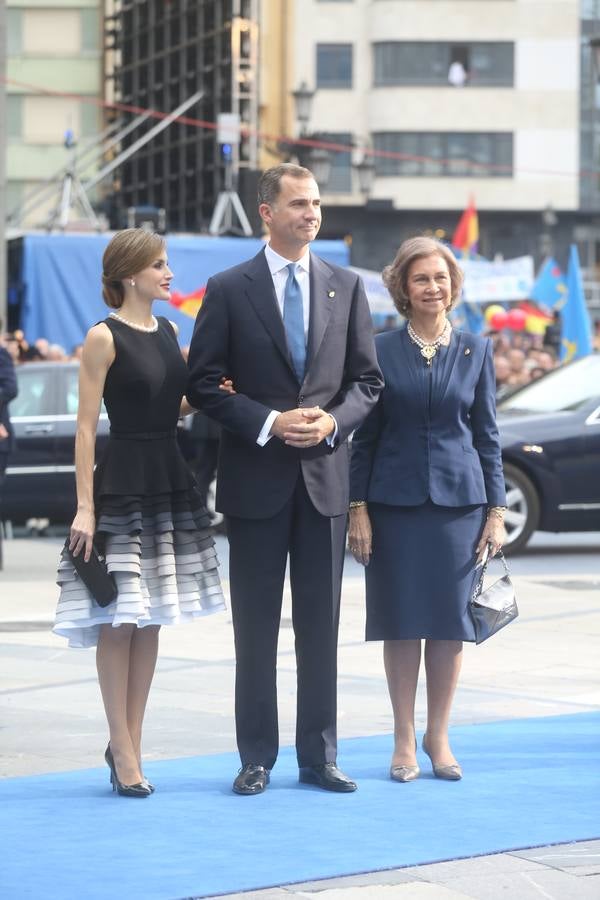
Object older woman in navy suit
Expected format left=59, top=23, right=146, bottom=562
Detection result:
left=349, top=237, right=506, bottom=783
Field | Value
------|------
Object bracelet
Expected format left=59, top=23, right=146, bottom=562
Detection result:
left=349, top=500, right=367, bottom=509
left=487, top=506, right=507, bottom=520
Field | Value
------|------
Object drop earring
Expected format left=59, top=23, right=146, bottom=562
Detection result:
left=130, top=279, right=136, bottom=287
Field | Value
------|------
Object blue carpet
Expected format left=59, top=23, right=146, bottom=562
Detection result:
left=1, top=712, right=599, bottom=900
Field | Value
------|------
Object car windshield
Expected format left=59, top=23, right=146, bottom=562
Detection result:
left=498, top=354, right=600, bottom=414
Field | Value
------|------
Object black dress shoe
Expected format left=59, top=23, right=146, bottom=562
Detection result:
left=232, top=764, right=270, bottom=795
left=299, top=763, right=357, bottom=793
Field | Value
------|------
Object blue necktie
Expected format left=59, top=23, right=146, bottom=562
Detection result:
left=283, top=263, right=306, bottom=382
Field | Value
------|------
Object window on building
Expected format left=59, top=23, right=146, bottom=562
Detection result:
left=81, top=9, right=100, bottom=53
left=372, top=132, right=513, bottom=178
left=7, top=96, right=23, bottom=140
left=317, top=44, right=353, bottom=88
left=319, top=132, right=353, bottom=192
left=7, top=9, right=22, bottom=55
left=373, top=42, right=514, bottom=87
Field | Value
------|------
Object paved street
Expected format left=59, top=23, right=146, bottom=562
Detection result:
left=0, top=531, right=599, bottom=899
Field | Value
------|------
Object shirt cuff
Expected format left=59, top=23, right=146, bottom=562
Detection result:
left=325, top=415, right=338, bottom=447
left=257, top=410, right=280, bottom=446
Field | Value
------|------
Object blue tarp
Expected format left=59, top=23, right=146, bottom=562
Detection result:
left=21, top=233, right=350, bottom=351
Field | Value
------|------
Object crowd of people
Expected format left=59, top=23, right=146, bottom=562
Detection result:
left=0, top=330, right=83, bottom=364
left=489, top=330, right=559, bottom=401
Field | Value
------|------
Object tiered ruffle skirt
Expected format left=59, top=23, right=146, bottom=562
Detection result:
left=54, top=489, right=225, bottom=649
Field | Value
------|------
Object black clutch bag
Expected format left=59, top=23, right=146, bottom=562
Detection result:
left=64, top=539, right=118, bottom=608
left=470, top=545, right=518, bottom=645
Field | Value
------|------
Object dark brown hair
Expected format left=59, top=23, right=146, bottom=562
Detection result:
left=101, top=229, right=166, bottom=309
left=382, top=236, right=464, bottom=317
left=258, top=163, right=314, bottom=207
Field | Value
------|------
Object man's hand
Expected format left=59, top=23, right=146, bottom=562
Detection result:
left=271, top=406, right=334, bottom=448
left=0, top=424, right=8, bottom=441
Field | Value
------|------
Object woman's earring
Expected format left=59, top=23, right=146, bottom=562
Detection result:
left=130, top=279, right=135, bottom=287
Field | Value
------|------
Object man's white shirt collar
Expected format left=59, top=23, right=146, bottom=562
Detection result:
left=265, top=243, right=310, bottom=276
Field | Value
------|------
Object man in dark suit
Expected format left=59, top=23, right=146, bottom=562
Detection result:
left=0, top=321, right=19, bottom=570
left=187, top=164, right=383, bottom=795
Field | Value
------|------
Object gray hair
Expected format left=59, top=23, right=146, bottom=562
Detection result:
left=258, top=163, right=314, bottom=207
left=382, top=236, right=464, bottom=318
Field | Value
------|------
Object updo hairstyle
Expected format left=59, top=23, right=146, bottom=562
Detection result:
left=382, top=236, right=464, bottom=318
left=101, top=228, right=166, bottom=309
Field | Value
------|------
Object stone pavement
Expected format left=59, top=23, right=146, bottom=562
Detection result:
left=0, top=536, right=599, bottom=899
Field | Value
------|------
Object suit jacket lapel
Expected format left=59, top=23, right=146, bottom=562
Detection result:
left=306, top=253, right=335, bottom=373
left=399, top=326, right=427, bottom=410
left=431, top=328, right=462, bottom=415
left=243, top=250, right=295, bottom=373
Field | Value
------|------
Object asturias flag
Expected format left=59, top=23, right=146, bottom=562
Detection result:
left=530, top=257, right=567, bottom=311
left=451, top=197, right=479, bottom=257
left=561, top=245, right=593, bottom=362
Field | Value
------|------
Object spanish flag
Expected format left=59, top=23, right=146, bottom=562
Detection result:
left=452, top=197, right=479, bottom=257
left=168, top=287, right=206, bottom=319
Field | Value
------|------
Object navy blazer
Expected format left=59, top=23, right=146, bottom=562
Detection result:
left=350, top=326, right=506, bottom=508
left=186, top=249, right=383, bottom=519
left=0, top=347, right=18, bottom=456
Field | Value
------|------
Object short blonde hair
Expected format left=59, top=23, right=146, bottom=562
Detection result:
left=382, top=236, right=463, bottom=318
left=101, top=229, right=166, bottom=309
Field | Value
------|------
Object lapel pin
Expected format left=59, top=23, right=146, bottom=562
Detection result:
left=328, top=290, right=335, bottom=298
left=464, top=348, right=471, bottom=356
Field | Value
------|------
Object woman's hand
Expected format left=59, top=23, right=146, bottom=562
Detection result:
left=69, top=508, right=96, bottom=563
left=219, top=377, right=236, bottom=395
left=348, top=506, right=372, bottom=566
left=476, top=515, right=505, bottom=563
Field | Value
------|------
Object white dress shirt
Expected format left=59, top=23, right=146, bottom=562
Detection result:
left=256, top=244, right=337, bottom=447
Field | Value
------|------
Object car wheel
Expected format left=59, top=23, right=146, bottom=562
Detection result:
left=502, top=462, right=540, bottom=555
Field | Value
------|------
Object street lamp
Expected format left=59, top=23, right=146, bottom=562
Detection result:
left=354, top=154, right=376, bottom=196
left=291, top=81, right=314, bottom=136
left=285, top=82, right=331, bottom=189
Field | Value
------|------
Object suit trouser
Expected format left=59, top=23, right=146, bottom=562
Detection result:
left=226, top=475, right=347, bottom=770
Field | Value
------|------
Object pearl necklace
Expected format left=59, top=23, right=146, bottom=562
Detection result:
left=109, top=312, right=158, bottom=333
left=407, top=320, right=452, bottom=366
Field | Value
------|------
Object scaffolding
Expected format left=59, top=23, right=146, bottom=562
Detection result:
left=105, top=0, right=260, bottom=233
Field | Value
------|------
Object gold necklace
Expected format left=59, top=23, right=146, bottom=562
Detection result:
left=109, top=312, right=158, bottom=333
left=407, top=320, right=451, bottom=366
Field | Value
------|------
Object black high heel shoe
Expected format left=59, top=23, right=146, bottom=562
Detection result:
left=105, top=744, right=155, bottom=793
left=104, top=745, right=151, bottom=798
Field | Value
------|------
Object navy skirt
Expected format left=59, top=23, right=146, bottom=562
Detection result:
left=365, top=499, right=486, bottom=642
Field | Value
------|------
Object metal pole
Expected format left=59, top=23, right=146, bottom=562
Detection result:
left=82, top=91, right=204, bottom=194
left=0, top=0, right=7, bottom=330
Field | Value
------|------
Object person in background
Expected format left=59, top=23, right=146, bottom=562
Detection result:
left=0, top=319, right=18, bottom=570
left=349, top=236, right=506, bottom=784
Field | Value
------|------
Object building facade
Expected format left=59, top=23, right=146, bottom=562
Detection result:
left=6, top=0, right=103, bottom=228
left=287, top=0, right=587, bottom=275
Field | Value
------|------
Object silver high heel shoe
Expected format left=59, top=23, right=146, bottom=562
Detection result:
left=390, top=737, right=420, bottom=782
left=389, top=764, right=420, bottom=783
left=421, top=735, right=462, bottom=781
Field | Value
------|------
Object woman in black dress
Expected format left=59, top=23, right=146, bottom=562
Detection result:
left=55, top=229, right=225, bottom=796
left=349, top=237, right=505, bottom=783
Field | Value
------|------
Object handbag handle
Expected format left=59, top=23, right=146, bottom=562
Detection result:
left=473, top=543, right=510, bottom=601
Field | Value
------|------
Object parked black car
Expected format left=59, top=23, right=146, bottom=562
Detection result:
left=3, top=362, right=109, bottom=524
left=497, top=354, right=600, bottom=553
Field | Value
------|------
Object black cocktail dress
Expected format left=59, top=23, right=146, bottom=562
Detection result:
left=55, top=316, right=225, bottom=648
